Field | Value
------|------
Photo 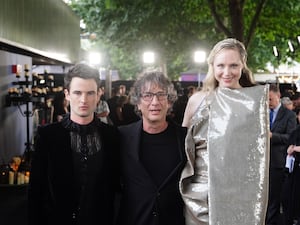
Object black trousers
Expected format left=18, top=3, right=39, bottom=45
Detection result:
left=282, top=162, right=300, bottom=225
left=266, top=167, right=286, bottom=225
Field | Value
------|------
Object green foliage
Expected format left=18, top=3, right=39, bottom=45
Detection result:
left=70, top=0, right=300, bottom=80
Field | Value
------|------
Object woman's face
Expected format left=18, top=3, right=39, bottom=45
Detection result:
left=213, top=49, right=243, bottom=89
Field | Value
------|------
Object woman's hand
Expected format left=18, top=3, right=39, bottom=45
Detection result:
left=287, top=145, right=300, bottom=155
left=287, top=145, right=294, bottom=155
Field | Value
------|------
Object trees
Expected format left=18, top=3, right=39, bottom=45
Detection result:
left=70, top=0, right=300, bottom=80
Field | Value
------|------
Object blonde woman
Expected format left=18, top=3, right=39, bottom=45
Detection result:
left=180, top=38, right=269, bottom=225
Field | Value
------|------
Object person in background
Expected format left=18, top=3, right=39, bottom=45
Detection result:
left=295, top=107, right=300, bottom=124
left=28, top=63, right=120, bottom=225
left=180, top=38, right=269, bottom=225
left=292, top=92, right=300, bottom=110
left=171, top=85, right=197, bottom=125
left=96, top=86, right=111, bottom=124
left=32, top=97, right=54, bottom=139
left=119, top=84, right=127, bottom=96
left=284, top=127, right=300, bottom=225
left=186, top=85, right=197, bottom=98
left=117, top=71, right=187, bottom=225
left=115, top=95, right=129, bottom=125
left=282, top=96, right=294, bottom=111
left=52, top=91, right=69, bottom=123
left=121, top=94, right=141, bottom=125
left=266, top=84, right=297, bottom=225
left=107, top=86, right=121, bottom=126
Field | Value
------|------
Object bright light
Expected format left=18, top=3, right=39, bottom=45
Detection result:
left=143, top=51, right=155, bottom=64
left=194, top=50, right=206, bottom=63
left=273, top=46, right=278, bottom=57
left=62, top=0, right=72, bottom=4
left=288, top=40, right=294, bottom=52
left=89, top=52, right=101, bottom=65
left=80, top=20, right=86, bottom=29
left=298, top=36, right=300, bottom=44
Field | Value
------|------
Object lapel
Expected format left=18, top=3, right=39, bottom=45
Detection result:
left=271, top=105, right=284, bottom=131
left=123, top=120, right=185, bottom=190
left=123, top=120, right=186, bottom=189
left=122, top=120, right=156, bottom=186
left=127, top=120, right=143, bottom=162
left=158, top=125, right=186, bottom=189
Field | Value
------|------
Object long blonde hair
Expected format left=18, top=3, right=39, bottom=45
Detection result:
left=202, top=38, right=256, bottom=92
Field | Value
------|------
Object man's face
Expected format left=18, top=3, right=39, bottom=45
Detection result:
left=137, top=83, right=170, bottom=124
left=64, top=77, right=100, bottom=123
left=269, top=90, right=280, bottom=109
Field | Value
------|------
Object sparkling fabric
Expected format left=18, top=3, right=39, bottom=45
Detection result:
left=180, top=85, right=269, bottom=225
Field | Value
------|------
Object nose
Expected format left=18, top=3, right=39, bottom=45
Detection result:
left=223, top=66, right=230, bottom=76
left=150, top=94, right=159, bottom=104
left=80, top=93, right=88, bottom=102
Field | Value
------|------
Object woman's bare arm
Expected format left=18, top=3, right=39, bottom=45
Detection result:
left=182, top=91, right=206, bottom=128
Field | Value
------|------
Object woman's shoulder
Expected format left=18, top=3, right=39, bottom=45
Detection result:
left=188, top=90, right=208, bottom=106
left=182, top=90, right=209, bottom=127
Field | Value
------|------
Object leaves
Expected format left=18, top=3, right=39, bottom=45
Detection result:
left=69, top=0, right=300, bottom=80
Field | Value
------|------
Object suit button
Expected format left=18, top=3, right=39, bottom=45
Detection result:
left=81, top=156, right=88, bottom=162
left=152, top=211, right=158, bottom=217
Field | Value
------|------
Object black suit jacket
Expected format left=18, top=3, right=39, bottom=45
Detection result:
left=117, top=120, right=187, bottom=225
left=28, top=117, right=120, bottom=225
left=288, top=125, right=300, bottom=160
left=270, top=105, right=297, bottom=168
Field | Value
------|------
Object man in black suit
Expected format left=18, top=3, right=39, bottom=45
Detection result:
left=266, top=84, right=297, bottom=225
left=117, top=71, right=187, bottom=225
left=107, top=86, right=121, bottom=126
left=28, top=63, right=119, bottom=225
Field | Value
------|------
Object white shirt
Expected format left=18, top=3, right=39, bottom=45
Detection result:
left=96, top=100, right=110, bottom=124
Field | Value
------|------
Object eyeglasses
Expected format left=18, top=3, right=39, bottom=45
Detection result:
left=140, top=92, right=168, bottom=102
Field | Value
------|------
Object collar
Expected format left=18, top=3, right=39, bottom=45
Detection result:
left=61, top=113, right=100, bottom=135
left=273, top=103, right=281, bottom=114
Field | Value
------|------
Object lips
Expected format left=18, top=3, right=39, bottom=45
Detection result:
left=80, top=106, right=88, bottom=110
left=150, top=109, right=161, bottom=114
left=223, top=77, right=233, bottom=81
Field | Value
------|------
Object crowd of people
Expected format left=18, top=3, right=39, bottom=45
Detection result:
left=27, top=38, right=300, bottom=225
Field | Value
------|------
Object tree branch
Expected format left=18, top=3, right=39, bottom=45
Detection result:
left=207, top=0, right=232, bottom=37
left=229, top=0, right=244, bottom=42
left=245, top=0, right=268, bottom=47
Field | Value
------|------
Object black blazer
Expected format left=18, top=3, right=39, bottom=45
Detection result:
left=288, top=125, right=300, bottom=162
left=117, top=120, right=187, bottom=225
left=270, top=105, right=297, bottom=168
left=28, top=117, right=120, bottom=225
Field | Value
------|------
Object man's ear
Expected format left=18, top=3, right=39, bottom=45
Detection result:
left=64, top=89, right=69, bottom=101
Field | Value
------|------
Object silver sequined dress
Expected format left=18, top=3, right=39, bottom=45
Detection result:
left=179, top=86, right=269, bottom=225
